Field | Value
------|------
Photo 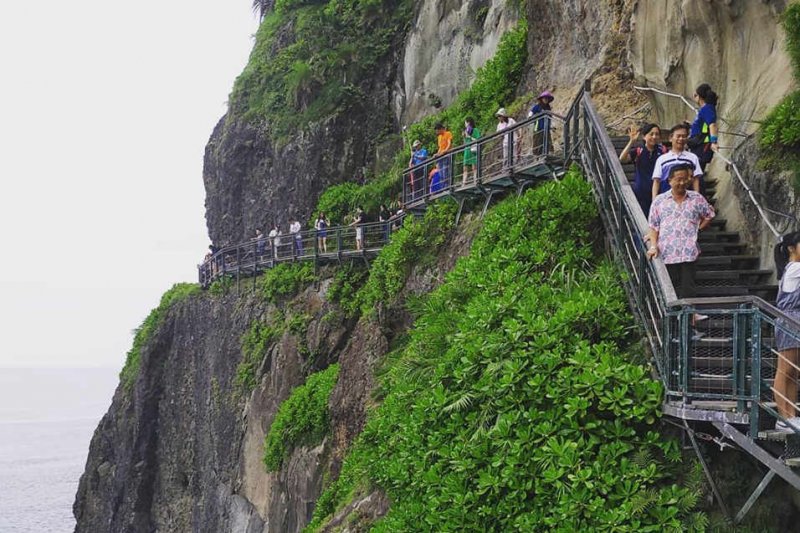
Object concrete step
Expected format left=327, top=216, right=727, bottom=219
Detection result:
left=698, top=231, right=740, bottom=243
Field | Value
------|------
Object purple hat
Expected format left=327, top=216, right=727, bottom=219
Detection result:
left=538, top=90, right=554, bottom=102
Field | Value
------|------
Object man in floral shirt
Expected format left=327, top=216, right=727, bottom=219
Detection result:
left=646, top=162, right=715, bottom=302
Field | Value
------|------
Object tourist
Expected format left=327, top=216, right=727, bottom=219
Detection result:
left=772, top=231, right=800, bottom=431
left=434, top=123, right=453, bottom=186
left=408, top=140, right=428, bottom=200
left=429, top=164, right=445, bottom=194
left=391, top=204, right=405, bottom=230
left=688, top=83, right=719, bottom=173
left=254, top=228, right=266, bottom=257
left=619, top=123, right=667, bottom=216
left=269, top=224, right=281, bottom=259
left=289, top=217, right=303, bottom=256
left=528, top=90, right=554, bottom=154
left=651, top=123, right=703, bottom=201
left=647, top=162, right=715, bottom=337
left=495, top=107, right=518, bottom=168
left=315, top=212, right=329, bottom=253
left=350, top=207, right=364, bottom=251
left=462, top=117, right=481, bottom=186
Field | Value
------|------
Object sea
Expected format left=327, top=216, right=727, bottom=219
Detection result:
left=0, top=367, right=119, bottom=533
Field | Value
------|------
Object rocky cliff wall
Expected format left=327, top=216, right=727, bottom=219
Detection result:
left=397, top=0, right=518, bottom=125
left=74, top=214, right=478, bottom=532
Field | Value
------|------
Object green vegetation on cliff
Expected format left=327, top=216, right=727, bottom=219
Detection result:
left=232, top=0, right=413, bottom=138
left=307, top=171, right=704, bottom=532
left=760, top=3, right=800, bottom=189
left=119, top=283, right=200, bottom=389
left=263, top=363, right=340, bottom=471
left=311, top=19, right=529, bottom=224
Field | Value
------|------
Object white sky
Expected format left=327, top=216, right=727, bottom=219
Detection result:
left=0, top=2, right=258, bottom=368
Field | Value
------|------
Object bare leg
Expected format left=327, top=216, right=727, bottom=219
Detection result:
left=775, top=348, right=800, bottom=419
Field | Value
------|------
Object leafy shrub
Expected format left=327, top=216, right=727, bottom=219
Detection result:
left=263, top=364, right=340, bottom=471
left=259, top=262, right=317, bottom=302
left=326, top=263, right=369, bottom=314
left=306, top=171, right=702, bottom=531
left=231, top=0, right=413, bottom=139
left=208, top=275, right=234, bottom=296
left=237, top=318, right=284, bottom=392
left=119, top=283, right=200, bottom=389
left=759, top=4, right=800, bottom=189
left=353, top=201, right=456, bottom=315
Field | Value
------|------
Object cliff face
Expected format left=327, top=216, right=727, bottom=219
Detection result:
left=74, top=214, right=478, bottom=532
left=77, top=1, right=796, bottom=531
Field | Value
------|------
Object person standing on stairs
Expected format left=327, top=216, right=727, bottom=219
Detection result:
left=619, top=123, right=666, bottom=216
left=646, top=162, right=715, bottom=337
left=772, top=231, right=800, bottom=432
left=462, top=117, right=480, bottom=186
left=688, top=83, right=719, bottom=175
left=651, top=123, right=703, bottom=202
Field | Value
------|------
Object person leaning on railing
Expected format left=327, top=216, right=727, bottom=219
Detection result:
left=528, top=90, right=554, bottom=155
left=408, top=140, right=428, bottom=199
left=772, top=231, right=800, bottom=432
left=646, top=162, right=715, bottom=339
left=434, top=123, right=453, bottom=186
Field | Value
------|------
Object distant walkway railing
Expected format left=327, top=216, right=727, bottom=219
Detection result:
left=198, top=218, right=403, bottom=288
left=402, top=111, right=565, bottom=208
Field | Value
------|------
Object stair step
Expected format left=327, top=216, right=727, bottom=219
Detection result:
left=691, top=356, right=776, bottom=370
left=699, top=241, right=747, bottom=253
left=696, top=255, right=759, bottom=269
left=695, top=285, right=777, bottom=298
left=695, top=269, right=772, bottom=281
left=698, top=231, right=740, bottom=242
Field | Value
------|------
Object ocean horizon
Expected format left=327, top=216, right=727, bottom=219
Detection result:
left=0, top=367, right=119, bottom=533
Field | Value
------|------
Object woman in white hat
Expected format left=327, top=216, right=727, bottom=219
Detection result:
left=495, top=107, right=517, bottom=169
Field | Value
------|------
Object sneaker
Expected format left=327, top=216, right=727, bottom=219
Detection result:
left=691, top=329, right=705, bottom=341
left=695, top=313, right=709, bottom=322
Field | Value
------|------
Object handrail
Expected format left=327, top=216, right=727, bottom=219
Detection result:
left=632, top=85, right=763, bottom=127
left=198, top=217, right=405, bottom=287
left=713, top=150, right=781, bottom=238
left=404, top=110, right=563, bottom=175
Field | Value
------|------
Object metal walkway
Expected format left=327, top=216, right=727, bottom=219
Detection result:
left=198, top=111, right=567, bottom=288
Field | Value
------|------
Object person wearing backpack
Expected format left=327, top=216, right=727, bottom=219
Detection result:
left=619, top=123, right=667, bottom=216
left=688, top=83, right=719, bottom=174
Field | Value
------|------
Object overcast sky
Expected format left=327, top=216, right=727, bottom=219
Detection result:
left=0, top=2, right=258, bottom=368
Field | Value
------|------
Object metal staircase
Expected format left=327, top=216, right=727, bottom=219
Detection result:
left=567, top=80, right=800, bottom=523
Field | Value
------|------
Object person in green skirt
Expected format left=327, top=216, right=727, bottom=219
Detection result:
left=462, top=117, right=480, bottom=186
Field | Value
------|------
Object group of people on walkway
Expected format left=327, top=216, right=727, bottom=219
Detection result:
left=406, top=91, right=556, bottom=199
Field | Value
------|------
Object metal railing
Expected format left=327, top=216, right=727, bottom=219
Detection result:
left=565, top=83, right=800, bottom=438
left=198, top=217, right=404, bottom=287
left=402, top=111, right=564, bottom=207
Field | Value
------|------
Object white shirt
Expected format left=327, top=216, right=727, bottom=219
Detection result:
left=496, top=118, right=517, bottom=148
left=289, top=221, right=301, bottom=234
left=269, top=229, right=280, bottom=245
left=782, top=262, right=800, bottom=293
left=652, top=150, right=703, bottom=181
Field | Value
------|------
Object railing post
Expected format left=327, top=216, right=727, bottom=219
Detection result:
left=337, top=228, right=343, bottom=262
left=750, top=310, right=762, bottom=437
left=679, top=308, right=691, bottom=402
left=476, top=141, right=482, bottom=183
left=733, top=306, right=747, bottom=413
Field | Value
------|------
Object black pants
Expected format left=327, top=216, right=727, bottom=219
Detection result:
left=666, top=262, right=696, bottom=300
